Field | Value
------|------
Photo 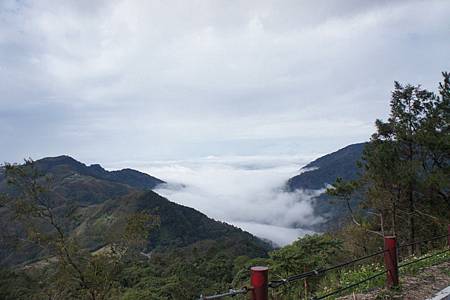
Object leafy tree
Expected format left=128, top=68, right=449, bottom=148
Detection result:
left=0, top=160, right=159, bottom=299
left=269, top=234, right=342, bottom=299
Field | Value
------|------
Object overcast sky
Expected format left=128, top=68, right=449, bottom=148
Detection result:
left=1, top=0, right=449, bottom=164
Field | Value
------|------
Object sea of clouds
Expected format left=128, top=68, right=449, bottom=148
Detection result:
left=107, top=154, right=324, bottom=246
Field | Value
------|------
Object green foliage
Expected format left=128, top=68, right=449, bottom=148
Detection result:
left=0, top=161, right=159, bottom=300
left=0, top=156, right=272, bottom=299
left=326, top=177, right=359, bottom=200
left=363, top=73, right=449, bottom=242
left=269, top=234, right=343, bottom=299
left=316, top=262, right=385, bottom=298
left=116, top=239, right=260, bottom=299
left=327, top=73, right=450, bottom=250
left=0, top=269, right=39, bottom=300
left=307, top=247, right=450, bottom=299
left=334, top=222, right=383, bottom=258
left=399, top=247, right=450, bottom=276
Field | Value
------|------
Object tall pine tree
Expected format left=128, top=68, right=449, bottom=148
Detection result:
left=329, top=73, right=450, bottom=253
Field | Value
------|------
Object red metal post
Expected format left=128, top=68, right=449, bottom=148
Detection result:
left=383, top=236, right=399, bottom=288
left=250, top=266, right=268, bottom=300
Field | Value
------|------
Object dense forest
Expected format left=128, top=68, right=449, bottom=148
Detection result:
left=0, top=73, right=448, bottom=299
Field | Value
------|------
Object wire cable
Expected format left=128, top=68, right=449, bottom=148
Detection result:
left=399, top=248, right=450, bottom=268
left=198, top=287, right=249, bottom=300
left=199, top=232, right=450, bottom=299
left=268, top=249, right=386, bottom=288
left=397, top=234, right=449, bottom=250
left=321, top=249, right=387, bottom=274
left=311, top=270, right=387, bottom=300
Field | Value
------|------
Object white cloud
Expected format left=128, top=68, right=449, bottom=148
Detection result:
left=106, top=154, right=324, bottom=246
left=0, top=0, right=449, bottom=164
left=230, top=222, right=314, bottom=247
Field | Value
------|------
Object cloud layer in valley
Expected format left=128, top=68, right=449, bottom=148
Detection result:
left=1, top=0, right=449, bottom=163
left=106, top=154, right=323, bottom=246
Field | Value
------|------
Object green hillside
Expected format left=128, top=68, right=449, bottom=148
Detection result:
left=287, top=143, right=366, bottom=191
left=286, top=143, right=366, bottom=229
left=0, top=157, right=270, bottom=268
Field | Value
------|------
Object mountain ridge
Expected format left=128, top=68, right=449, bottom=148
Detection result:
left=33, top=155, right=165, bottom=190
left=286, top=142, right=367, bottom=229
left=287, top=142, right=366, bottom=191
left=0, top=156, right=271, bottom=266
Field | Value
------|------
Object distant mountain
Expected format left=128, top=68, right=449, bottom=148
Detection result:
left=34, top=155, right=165, bottom=190
left=0, top=157, right=270, bottom=266
left=287, top=143, right=366, bottom=191
left=286, top=143, right=367, bottom=229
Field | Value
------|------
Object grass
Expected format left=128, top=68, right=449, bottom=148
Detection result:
left=313, top=247, right=450, bottom=299
left=399, top=247, right=450, bottom=276
left=315, top=262, right=386, bottom=299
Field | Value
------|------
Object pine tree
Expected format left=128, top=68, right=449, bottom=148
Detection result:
left=328, top=73, right=450, bottom=253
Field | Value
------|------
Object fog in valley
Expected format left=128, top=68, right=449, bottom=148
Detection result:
left=106, top=154, right=324, bottom=246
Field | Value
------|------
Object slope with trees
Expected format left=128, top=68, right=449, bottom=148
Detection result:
left=0, top=158, right=271, bottom=299
left=286, top=143, right=366, bottom=230
left=327, top=72, right=450, bottom=252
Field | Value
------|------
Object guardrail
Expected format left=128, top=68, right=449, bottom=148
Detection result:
left=199, top=225, right=450, bottom=300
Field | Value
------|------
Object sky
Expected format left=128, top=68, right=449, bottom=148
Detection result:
left=1, top=1, right=449, bottom=244
left=1, top=0, right=449, bottom=164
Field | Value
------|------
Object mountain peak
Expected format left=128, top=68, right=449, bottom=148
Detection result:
left=89, top=163, right=105, bottom=172
left=38, top=155, right=83, bottom=165
left=288, top=142, right=366, bottom=191
left=34, top=155, right=165, bottom=190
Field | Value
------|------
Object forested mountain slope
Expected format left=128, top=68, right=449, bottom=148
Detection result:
left=0, top=157, right=270, bottom=266
left=287, top=143, right=366, bottom=191
left=286, top=143, right=366, bottom=229
left=33, top=155, right=165, bottom=189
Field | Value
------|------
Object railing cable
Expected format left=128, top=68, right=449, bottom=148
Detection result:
left=397, top=233, right=449, bottom=250
left=268, top=248, right=387, bottom=288
left=198, top=287, right=249, bottom=300
left=399, top=248, right=450, bottom=269
left=311, top=269, right=387, bottom=300
left=199, top=230, right=450, bottom=299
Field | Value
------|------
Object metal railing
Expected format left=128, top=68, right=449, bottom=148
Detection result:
left=199, top=225, right=450, bottom=300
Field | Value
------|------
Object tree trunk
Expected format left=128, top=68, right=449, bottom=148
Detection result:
left=392, top=194, right=397, bottom=237
left=408, top=141, right=416, bottom=255
left=409, top=186, right=415, bottom=255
